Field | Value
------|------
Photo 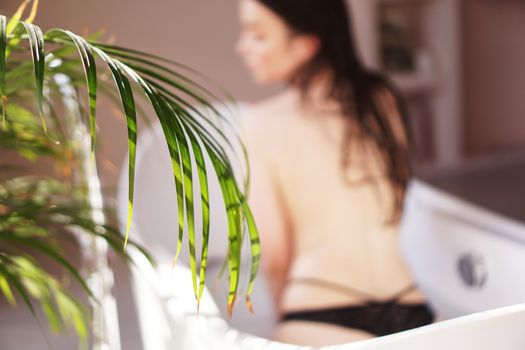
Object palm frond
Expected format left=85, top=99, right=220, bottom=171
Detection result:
left=0, top=11, right=260, bottom=318
left=46, top=30, right=98, bottom=170
left=5, top=0, right=31, bottom=35
left=19, top=22, right=46, bottom=132
left=0, top=253, right=88, bottom=344
left=0, top=173, right=151, bottom=344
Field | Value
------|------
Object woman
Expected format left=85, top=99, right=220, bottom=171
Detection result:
left=236, top=0, right=434, bottom=346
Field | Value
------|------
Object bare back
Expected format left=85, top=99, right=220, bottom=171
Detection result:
left=243, top=89, right=425, bottom=344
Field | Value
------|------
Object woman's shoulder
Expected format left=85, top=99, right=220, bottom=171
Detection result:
left=244, top=90, right=295, bottom=117
left=241, top=91, right=297, bottom=135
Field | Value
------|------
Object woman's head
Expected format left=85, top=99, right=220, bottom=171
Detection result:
left=236, top=0, right=362, bottom=88
left=237, top=0, right=412, bottom=220
left=236, top=0, right=321, bottom=84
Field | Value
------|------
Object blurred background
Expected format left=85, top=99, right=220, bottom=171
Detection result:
left=2, top=0, right=525, bottom=185
left=1, top=0, right=525, bottom=349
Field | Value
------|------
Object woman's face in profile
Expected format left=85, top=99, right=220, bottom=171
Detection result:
left=236, top=0, right=319, bottom=85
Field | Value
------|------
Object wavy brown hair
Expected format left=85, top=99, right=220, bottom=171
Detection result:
left=256, top=0, right=412, bottom=221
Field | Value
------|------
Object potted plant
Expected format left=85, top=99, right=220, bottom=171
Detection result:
left=0, top=0, right=260, bottom=346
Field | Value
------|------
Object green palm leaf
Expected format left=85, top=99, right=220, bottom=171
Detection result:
left=88, top=44, right=252, bottom=190
left=83, top=46, right=138, bottom=251
left=240, top=197, right=260, bottom=312
left=0, top=11, right=261, bottom=318
left=0, top=273, right=16, bottom=305
left=174, top=115, right=198, bottom=300
left=109, top=58, right=187, bottom=262
left=0, top=255, right=37, bottom=318
left=207, top=154, right=242, bottom=315
left=5, top=0, right=31, bottom=35
left=19, top=22, right=46, bottom=132
left=173, top=102, right=259, bottom=313
left=112, top=62, right=198, bottom=295
left=0, top=232, right=95, bottom=299
left=0, top=254, right=88, bottom=343
left=46, top=30, right=98, bottom=170
left=89, top=41, right=236, bottom=105
left=125, top=58, right=249, bottom=173
left=184, top=127, right=211, bottom=306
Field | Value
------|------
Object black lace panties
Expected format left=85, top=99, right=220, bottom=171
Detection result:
left=281, top=301, right=435, bottom=336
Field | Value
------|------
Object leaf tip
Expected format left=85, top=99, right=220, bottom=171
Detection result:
left=41, top=117, right=48, bottom=134
left=227, top=294, right=236, bottom=318
left=122, top=236, right=129, bottom=255
left=245, top=296, right=254, bottom=314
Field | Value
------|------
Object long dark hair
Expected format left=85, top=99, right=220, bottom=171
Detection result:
left=256, top=0, right=412, bottom=221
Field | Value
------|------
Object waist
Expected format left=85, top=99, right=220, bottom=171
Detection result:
left=279, top=276, right=426, bottom=315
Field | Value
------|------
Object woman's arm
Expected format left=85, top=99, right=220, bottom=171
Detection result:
left=243, top=109, right=293, bottom=308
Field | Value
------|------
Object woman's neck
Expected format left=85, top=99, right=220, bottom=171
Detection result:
left=288, top=70, right=342, bottom=115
